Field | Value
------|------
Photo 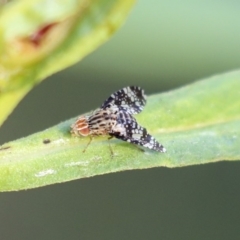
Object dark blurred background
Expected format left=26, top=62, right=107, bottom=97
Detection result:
left=1, top=1, right=240, bottom=239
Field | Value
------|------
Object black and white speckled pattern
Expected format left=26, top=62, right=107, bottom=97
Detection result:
left=101, top=86, right=146, bottom=114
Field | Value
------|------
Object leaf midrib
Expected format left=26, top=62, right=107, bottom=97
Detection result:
left=156, top=117, right=240, bottom=134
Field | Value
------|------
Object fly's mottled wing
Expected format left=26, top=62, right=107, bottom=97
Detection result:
left=110, top=111, right=166, bottom=152
left=101, top=86, right=146, bottom=115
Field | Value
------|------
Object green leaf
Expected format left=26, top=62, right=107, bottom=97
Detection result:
left=0, top=70, right=240, bottom=191
left=0, top=0, right=135, bottom=125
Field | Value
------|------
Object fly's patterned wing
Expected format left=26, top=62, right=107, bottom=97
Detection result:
left=101, top=86, right=146, bottom=115
left=110, top=111, right=166, bottom=152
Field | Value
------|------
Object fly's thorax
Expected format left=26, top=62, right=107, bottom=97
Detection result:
left=87, top=109, right=117, bottom=135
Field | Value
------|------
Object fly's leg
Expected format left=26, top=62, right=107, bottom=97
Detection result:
left=108, top=136, right=114, bottom=157
left=83, top=136, right=93, bottom=153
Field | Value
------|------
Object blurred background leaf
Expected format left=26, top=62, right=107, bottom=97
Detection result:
left=1, top=0, right=240, bottom=239
left=0, top=0, right=135, bottom=125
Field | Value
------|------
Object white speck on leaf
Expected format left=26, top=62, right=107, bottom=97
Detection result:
left=65, top=161, right=89, bottom=167
left=53, top=138, right=66, bottom=145
left=35, top=169, right=56, bottom=177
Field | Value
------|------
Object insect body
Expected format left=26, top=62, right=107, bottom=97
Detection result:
left=71, top=86, right=166, bottom=153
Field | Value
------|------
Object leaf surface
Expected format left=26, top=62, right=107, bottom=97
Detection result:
left=0, top=71, right=240, bottom=191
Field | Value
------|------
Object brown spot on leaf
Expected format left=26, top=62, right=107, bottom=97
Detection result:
left=7, top=18, right=73, bottom=65
left=29, top=23, right=58, bottom=47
